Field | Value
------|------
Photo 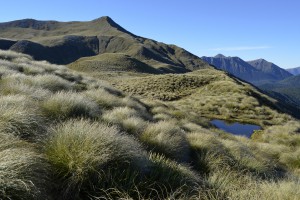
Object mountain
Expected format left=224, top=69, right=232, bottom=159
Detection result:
left=201, top=55, right=277, bottom=85
left=201, top=55, right=293, bottom=86
left=0, top=17, right=209, bottom=73
left=260, top=74, right=300, bottom=107
left=247, top=59, right=292, bottom=80
left=286, top=66, right=300, bottom=75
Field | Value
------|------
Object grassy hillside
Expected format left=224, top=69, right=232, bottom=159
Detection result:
left=0, top=50, right=300, bottom=200
left=69, top=53, right=160, bottom=74
left=114, top=69, right=294, bottom=126
left=0, top=17, right=209, bottom=72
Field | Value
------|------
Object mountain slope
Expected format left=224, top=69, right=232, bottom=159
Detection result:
left=201, top=54, right=276, bottom=85
left=286, top=66, right=300, bottom=75
left=247, top=59, right=292, bottom=80
left=0, top=17, right=209, bottom=72
left=260, top=75, right=300, bottom=107
left=0, top=46, right=300, bottom=199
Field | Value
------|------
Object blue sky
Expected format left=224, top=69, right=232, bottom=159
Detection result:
left=1, top=0, right=300, bottom=68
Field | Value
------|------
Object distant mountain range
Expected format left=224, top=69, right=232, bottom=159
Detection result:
left=0, top=16, right=209, bottom=73
left=201, top=54, right=292, bottom=86
left=286, top=67, right=300, bottom=75
left=202, top=54, right=300, bottom=108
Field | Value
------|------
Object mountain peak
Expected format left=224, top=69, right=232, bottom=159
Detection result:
left=93, top=16, right=113, bottom=23
left=92, top=16, right=134, bottom=36
left=215, top=54, right=226, bottom=58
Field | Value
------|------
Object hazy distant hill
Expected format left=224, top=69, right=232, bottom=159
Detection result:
left=259, top=74, right=300, bottom=108
left=201, top=54, right=293, bottom=85
left=0, top=17, right=209, bottom=73
left=286, top=67, right=300, bottom=75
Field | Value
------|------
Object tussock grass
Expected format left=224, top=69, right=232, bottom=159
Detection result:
left=147, top=152, right=201, bottom=198
left=0, top=73, right=75, bottom=94
left=0, top=50, right=300, bottom=199
left=102, top=107, right=149, bottom=135
left=141, top=121, right=190, bottom=162
left=20, top=63, right=46, bottom=75
left=0, top=59, right=24, bottom=73
left=121, top=117, right=148, bottom=136
left=0, top=133, right=49, bottom=200
left=0, top=95, right=46, bottom=139
left=42, top=91, right=100, bottom=120
left=115, top=73, right=217, bottom=101
left=115, top=68, right=291, bottom=126
left=0, top=49, right=32, bottom=61
left=206, top=170, right=300, bottom=200
left=0, top=80, right=51, bottom=100
left=28, top=74, right=74, bottom=92
left=84, top=88, right=123, bottom=109
left=102, top=106, right=141, bottom=123
left=45, top=119, right=150, bottom=199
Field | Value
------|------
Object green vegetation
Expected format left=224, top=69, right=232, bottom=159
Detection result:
left=0, top=133, right=49, bottom=200
left=0, top=50, right=299, bottom=199
left=69, top=53, right=159, bottom=74
left=115, top=69, right=292, bottom=127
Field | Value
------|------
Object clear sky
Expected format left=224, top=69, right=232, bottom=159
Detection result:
left=1, top=0, right=300, bottom=68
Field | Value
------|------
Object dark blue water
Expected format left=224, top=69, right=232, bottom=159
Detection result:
left=211, top=119, right=261, bottom=138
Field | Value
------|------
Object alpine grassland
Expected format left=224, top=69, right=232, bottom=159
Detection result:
left=0, top=49, right=299, bottom=199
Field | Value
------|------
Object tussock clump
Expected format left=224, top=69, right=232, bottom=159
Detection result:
left=102, top=107, right=148, bottom=135
left=0, top=133, right=49, bottom=200
left=121, top=117, right=148, bottom=136
left=34, top=61, right=67, bottom=73
left=19, top=63, right=46, bottom=75
left=220, top=139, right=272, bottom=176
left=207, top=170, right=300, bottom=200
left=29, top=74, right=74, bottom=92
left=0, top=49, right=32, bottom=61
left=187, top=132, right=234, bottom=173
left=0, top=95, right=46, bottom=139
left=42, top=91, right=100, bottom=120
left=147, top=153, right=201, bottom=196
left=0, top=81, right=51, bottom=100
left=0, top=59, right=24, bottom=72
left=45, top=119, right=150, bottom=199
left=1, top=73, right=74, bottom=93
left=102, top=106, right=141, bottom=123
left=141, top=121, right=190, bottom=162
left=280, top=149, right=300, bottom=170
left=84, top=88, right=123, bottom=109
